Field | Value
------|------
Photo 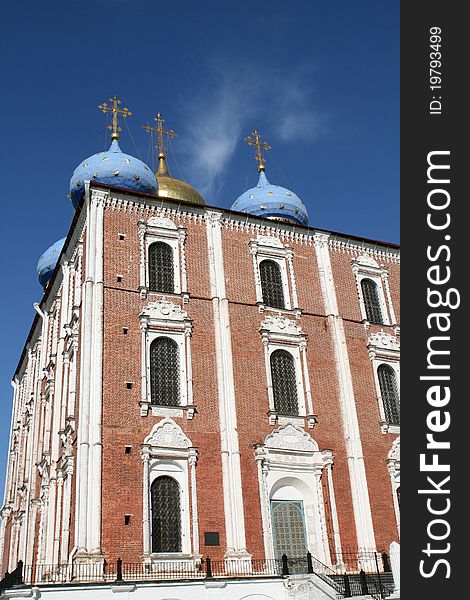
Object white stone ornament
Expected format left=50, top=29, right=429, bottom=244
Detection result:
left=256, top=234, right=284, bottom=248
left=260, top=316, right=303, bottom=337
left=147, top=216, right=177, bottom=230
left=265, top=423, right=318, bottom=452
left=144, top=418, right=192, bottom=449
left=140, top=299, right=188, bottom=322
left=355, top=254, right=379, bottom=268
left=388, top=436, right=400, bottom=462
left=368, top=331, right=400, bottom=352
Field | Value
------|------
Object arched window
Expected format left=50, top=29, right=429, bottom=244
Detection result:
left=151, top=476, right=182, bottom=553
left=150, top=337, right=180, bottom=406
left=377, top=364, right=400, bottom=425
left=260, top=260, right=285, bottom=309
left=149, top=242, right=174, bottom=293
left=270, top=349, right=299, bottom=415
left=361, top=278, right=384, bottom=324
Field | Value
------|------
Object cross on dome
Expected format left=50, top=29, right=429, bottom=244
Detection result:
left=98, top=95, right=132, bottom=141
left=142, top=112, right=177, bottom=158
left=244, top=129, right=271, bottom=172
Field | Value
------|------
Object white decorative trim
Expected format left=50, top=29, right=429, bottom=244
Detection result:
left=138, top=216, right=188, bottom=302
left=139, top=300, right=194, bottom=418
left=260, top=317, right=316, bottom=428
left=367, top=332, right=400, bottom=434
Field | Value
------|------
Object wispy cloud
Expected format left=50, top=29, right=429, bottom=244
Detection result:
left=176, top=61, right=326, bottom=199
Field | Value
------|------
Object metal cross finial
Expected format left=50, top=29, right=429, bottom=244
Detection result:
left=142, top=112, right=177, bottom=157
left=98, top=96, right=132, bottom=141
left=244, top=130, right=271, bottom=172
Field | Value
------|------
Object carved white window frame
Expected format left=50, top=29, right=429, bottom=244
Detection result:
left=138, top=217, right=188, bottom=302
left=141, top=419, right=200, bottom=564
left=367, top=331, right=400, bottom=434
left=386, top=437, right=400, bottom=538
left=260, top=316, right=316, bottom=428
left=254, top=424, right=331, bottom=565
left=139, top=300, right=194, bottom=419
left=352, top=255, right=396, bottom=327
left=250, top=236, right=299, bottom=315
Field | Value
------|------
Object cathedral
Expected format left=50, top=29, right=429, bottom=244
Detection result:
left=0, top=98, right=400, bottom=600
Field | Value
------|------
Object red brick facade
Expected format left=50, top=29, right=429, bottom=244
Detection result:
left=1, top=184, right=400, bottom=575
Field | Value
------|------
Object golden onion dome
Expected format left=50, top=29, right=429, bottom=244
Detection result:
left=156, top=153, right=205, bottom=206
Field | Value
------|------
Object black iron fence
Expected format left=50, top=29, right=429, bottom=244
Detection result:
left=2, top=550, right=396, bottom=599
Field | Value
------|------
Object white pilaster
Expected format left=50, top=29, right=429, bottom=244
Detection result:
left=75, top=186, right=106, bottom=559
left=314, top=233, right=376, bottom=551
left=205, top=211, right=249, bottom=561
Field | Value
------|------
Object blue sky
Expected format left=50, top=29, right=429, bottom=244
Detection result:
left=0, top=0, right=399, bottom=493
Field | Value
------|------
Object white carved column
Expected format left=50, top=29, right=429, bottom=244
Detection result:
left=138, top=220, right=147, bottom=297
left=140, top=319, right=149, bottom=416
left=286, top=249, right=299, bottom=309
left=310, top=469, right=327, bottom=564
left=382, top=271, right=396, bottom=326
left=300, top=340, right=315, bottom=427
left=323, top=450, right=345, bottom=570
left=189, top=450, right=200, bottom=557
left=255, top=453, right=274, bottom=559
left=60, top=465, right=73, bottom=563
left=141, top=450, right=151, bottom=557
left=262, top=335, right=276, bottom=422
left=53, top=472, right=64, bottom=565
left=249, top=243, right=263, bottom=303
left=315, top=469, right=331, bottom=565
left=185, top=328, right=194, bottom=418
left=178, top=228, right=188, bottom=298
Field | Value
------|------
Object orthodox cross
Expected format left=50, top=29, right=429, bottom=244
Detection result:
left=142, top=113, right=177, bottom=157
left=98, top=96, right=132, bottom=141
left=244, top=130, right=271, bottom=172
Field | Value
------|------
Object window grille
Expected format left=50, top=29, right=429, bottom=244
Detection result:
left=377, top=364, right=400, bottom=425
left=260, top=260, right=285, bottom=309
left=151, top=476, right=182, bottom=553
left=361, top=278, right=384, bottom=324
left=150, top=337, right=180, bottom=406
left=270, top=349, right=299, bottom=415
left=149, top=242, right=174, bottom=293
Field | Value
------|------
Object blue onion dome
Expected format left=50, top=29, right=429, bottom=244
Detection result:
left=69, top=139, right=157, bottom=208
left=37, top=237, right=66, bottom=288
left=231, top=169, right=308, bottom=226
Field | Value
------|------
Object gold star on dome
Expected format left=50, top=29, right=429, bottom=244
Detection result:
left=98, top=96, right=132, bottom=141
left=244, top=130, right=271, bottom=172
